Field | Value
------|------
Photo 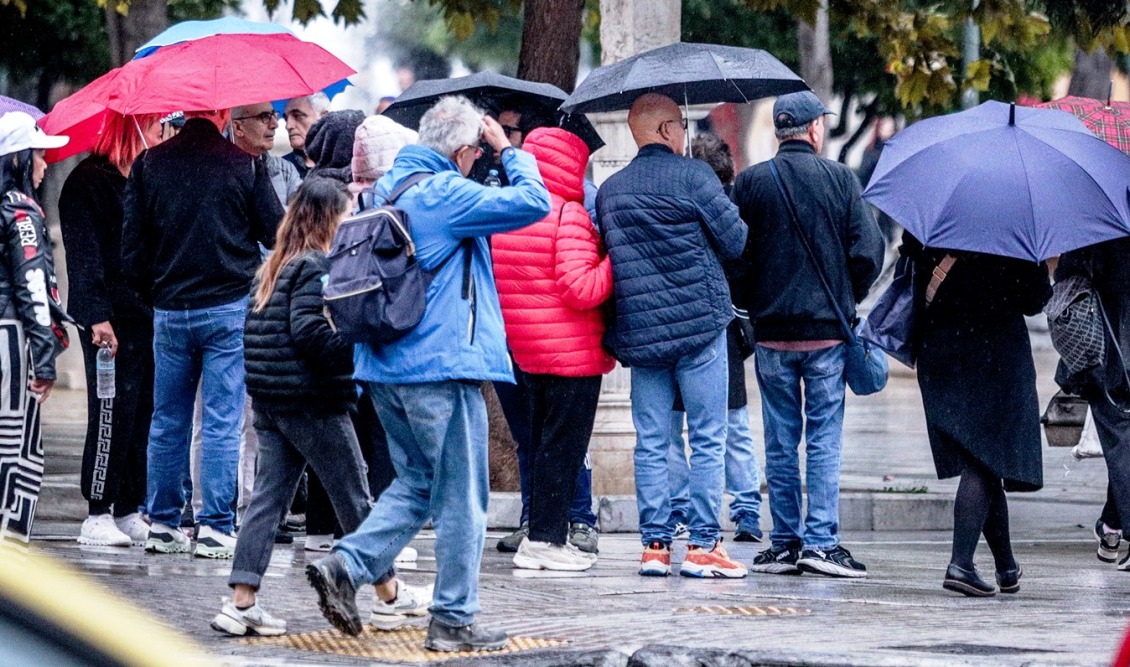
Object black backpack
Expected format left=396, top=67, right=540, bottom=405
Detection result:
left=324, top=172, right=470, bottom=344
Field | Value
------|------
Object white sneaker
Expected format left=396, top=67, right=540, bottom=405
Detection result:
left=370, top=582, right=433, bottom=630
left=304, top=534, right=334, bottom=552
left=145, top=522, right=192, bottom=554
left=78, top=514, right=132, bottom=547
left=395, top=546, right=418, bottom=563
left=195, top=525, right=236, bottom=559
left=114, top=513, right=150, bottom=546
left=512, top=537, right=596, bottom=572
left=211, top=597, right=287, bottom=636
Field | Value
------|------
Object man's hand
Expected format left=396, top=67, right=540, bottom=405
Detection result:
left=91, top=321, right=118, bottom=357
left=481, top=116, right=511, bottom=154
left=28, top=378, right=53, bottom=404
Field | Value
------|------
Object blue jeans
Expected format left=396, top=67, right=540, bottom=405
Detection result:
left=147, top=298, right=248, bottom=534
left=631, top=331, right=728, bottom=548
left=335, top=381, right=488, bottom=628
left=669, top=407, right=762, bottom=534
left=754, top=344, right=847, bottom=551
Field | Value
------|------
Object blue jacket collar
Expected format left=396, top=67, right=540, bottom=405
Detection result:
left=637, top=143, right=676, bottom=157
left=777, top=140, right=816, bottom=155
left=388, top=144, right=458, bottom=179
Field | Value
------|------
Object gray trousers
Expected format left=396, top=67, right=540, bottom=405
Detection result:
left=1090, top=397, right=1130, bottom=539
left=228, top=404, right=389, bottom=590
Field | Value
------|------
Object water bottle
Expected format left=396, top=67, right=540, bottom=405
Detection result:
left=484, top=169, right=501, bottom=188
left=96, top=343, right=115, bottom=400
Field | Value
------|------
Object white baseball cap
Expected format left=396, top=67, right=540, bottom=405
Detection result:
left=0, top=112, right=68, bottom=156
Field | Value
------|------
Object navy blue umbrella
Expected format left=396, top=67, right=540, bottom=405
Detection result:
left=864, top=101, right=1130, bottom=262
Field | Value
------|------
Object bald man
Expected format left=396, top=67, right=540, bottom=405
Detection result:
left=596, top=92, right=748, bottom=579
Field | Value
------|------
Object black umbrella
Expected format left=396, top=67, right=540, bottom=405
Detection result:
left=560, top=42, right=809, bottom=114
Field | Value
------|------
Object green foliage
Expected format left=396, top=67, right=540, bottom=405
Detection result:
left=0, top=0, right=111, bottom=104
left=374, top=0, right=523, bottom=74
left=168, top=0, right=239, bottom=22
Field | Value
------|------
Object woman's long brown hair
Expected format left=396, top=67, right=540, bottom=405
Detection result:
left=253, top=177, right=350, bottom=312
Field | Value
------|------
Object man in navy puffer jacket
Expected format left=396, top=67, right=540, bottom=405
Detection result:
left=597, top=93, right=747, bottom=578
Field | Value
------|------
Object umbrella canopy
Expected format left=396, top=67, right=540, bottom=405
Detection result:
left=560, top=42, right=808, bottom=114
left=108, top=33, right=354, bottom=116
left=383, top=72, right=567, bottom=130
left=134, top=18, right=350, bottom=113
left=39, top=69, right=125, bottom=162
left=1035, top=95, right=1130, bottom=157
left=863, top=101, right=1130, bottom=262
left=0, top=96, right=43, bottom=120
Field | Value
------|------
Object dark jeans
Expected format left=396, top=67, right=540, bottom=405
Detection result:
left=79, top=318, right=153, bottom=517
left=522, top=372, right=603, bottom=545
left=1090, top=397, right=1130, bottom=538
left=494, top=378, right=597, bottom=527
left=229, top=405, right=389, bottom=590
left=1101, top=484, right=1120, bottom=531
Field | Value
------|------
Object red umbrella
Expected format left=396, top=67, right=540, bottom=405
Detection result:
left=107, top=33, right=354, bottom=116
left=39, top=69, right=126, bottom=163
left=1036, top=95, right=1130, bottom=157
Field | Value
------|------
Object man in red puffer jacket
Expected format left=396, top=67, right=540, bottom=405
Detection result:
left=492, top=127, right=614, bottom=572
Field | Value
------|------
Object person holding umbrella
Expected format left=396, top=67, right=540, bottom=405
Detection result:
left=0, top=112, right=69, bottom=549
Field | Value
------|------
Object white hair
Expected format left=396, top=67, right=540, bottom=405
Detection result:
left=775, top=121, right=813, bottom=141
left=418, top=96, right=483, bottom=160
left=307, top=92, right=331, bottom=115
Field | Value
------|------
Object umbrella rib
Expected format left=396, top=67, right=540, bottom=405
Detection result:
left=1010, top=129, right=1042, bottom=260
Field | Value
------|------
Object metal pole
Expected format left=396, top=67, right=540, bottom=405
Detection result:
left=961, top=0, right=981, bottom=110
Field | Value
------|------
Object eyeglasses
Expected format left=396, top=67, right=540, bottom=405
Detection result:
left=501, top=124, right=522, bottom=137
left=458, top=144, right=484, bottom=159
left=233, top=111, right=279, bottom=124
left=658, top=117, right=688, bottom=133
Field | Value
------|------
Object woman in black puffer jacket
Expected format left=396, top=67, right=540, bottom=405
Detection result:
left=211, top=179, right=430, bottom=637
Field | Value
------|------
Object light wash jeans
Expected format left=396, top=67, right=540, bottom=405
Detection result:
left=669, top=406, right=762, bottom=534
left=630, top=331, right=728, bottom=548
left=754, top=344, right=847, bottom=551
left=147, top=297, right=248, bottom=534
left=335, top=380, right=488, bottom=628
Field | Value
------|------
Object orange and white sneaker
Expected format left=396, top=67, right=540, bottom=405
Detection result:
left=639, top=541, right=671, bottom=576
left=681, top=542, right=748, bottom=578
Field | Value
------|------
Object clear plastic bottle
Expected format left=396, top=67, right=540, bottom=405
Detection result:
left=484, top=169, right=501, bottom=188
left=96, top=344, right=115, bottom=400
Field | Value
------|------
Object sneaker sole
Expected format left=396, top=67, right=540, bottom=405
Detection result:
left=369, top=609, right=428, bottom=631
left=513, top=554, right=595, bottom=572
left=194, top=546, right=235, bottom=559
left=78, top=536, right=132, bottom=547
left=749, top=563, right=802, bottom=575
left=797, top=559, right=868, bottom=579
left=210, top=612, right=286, bottom=637
left=680, top=563, right=748, bottom=578
left=638, top=564, right=670, bottom=576
left=425, top=637, right=508, bottom=652
left=144, top=539, right=190, bottom=554
left=1099, top=550, right=1118, bottom=563
left=305, top=564, right=363, bottom=637
left=943, top=578, right=997, bottom=597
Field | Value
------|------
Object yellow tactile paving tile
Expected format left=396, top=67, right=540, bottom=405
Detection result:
left=674, top=605, right=811, bottom=616
left=243, top=626, right=567, bottom=662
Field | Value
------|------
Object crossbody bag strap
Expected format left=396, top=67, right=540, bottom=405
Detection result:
left=767, top=158, right=855, bottom=342
left=925, top=254, right=957, bottom=307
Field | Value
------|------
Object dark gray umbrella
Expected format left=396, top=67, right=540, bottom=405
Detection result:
left=560, top=42, right=808, bottom=114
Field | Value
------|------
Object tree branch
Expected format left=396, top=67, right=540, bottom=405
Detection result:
left=837, top=96, right=878, bottom=164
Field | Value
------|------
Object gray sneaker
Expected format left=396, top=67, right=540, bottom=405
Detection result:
left=211, top=598, right=287, bottom=636
left=496, top=522, right=528, bottom=553
left=424, top=618, right=508, bottom=652
left=568, top=522, right=599, bottom=554
left=306, top=553, right=362, bottom=636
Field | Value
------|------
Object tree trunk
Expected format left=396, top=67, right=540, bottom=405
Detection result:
left=105, top=0, right=169, bottom=68
left=517, top=0, right=586, bottom=92
left=1067, top=48, right=1114, bottom=101
left=797, top=0, right=833, bottom=105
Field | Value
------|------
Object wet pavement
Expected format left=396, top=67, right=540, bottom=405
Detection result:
left=28, top=339, right=1128, bottom=665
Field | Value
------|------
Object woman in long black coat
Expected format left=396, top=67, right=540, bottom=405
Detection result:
left=904, top=234, right=1051, bottom=597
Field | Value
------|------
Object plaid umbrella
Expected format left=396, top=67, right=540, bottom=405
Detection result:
left=1036, top=95, right=1130, bottom=157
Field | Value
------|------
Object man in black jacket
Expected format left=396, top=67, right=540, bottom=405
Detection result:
left=122, top=108, right=284, bottom=559
left=732, top=91, right=883, bottom=579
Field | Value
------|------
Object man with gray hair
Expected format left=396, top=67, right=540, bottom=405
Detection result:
left=731, top=90, right=883, bottom=578
left=231, top=102, right=301, bottom=206
left=282, top=92, right=330, bottom=178
left=306, top=95, right=550, bottom=652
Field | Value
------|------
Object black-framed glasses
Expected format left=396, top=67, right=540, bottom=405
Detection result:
left=658, top=117, right=688, bottom=133
left=501, top=124, right=522, bottom=137
left=233, top=111, right=279, bottom=124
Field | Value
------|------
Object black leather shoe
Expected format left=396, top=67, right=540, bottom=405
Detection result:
left=943, top=563, right=997, bottom=597
left=424, top=618, right=508, bottom=652
left=306, top=553, right=362, bottom=636
left=996, top=566, right=1022, bottom=594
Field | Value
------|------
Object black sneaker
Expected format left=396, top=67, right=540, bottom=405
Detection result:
left=496, top=522, right=528, bottom=553
left=943, top=563, right=997, bottom=597
left=1096, top=519, right=1121, bottom=563
left=305, top=553, right=362, bottom=636
left=733, top=527, right=763, bottom=543
left=797, top=546, right=868, bottom=578
left=749, top=544, right=802, bottom=575
left=424, top=618, right=508, bottom=652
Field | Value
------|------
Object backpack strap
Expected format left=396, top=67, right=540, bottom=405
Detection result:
left=925, top=254, right=957, bottom=307
left=358, top=171, right=433, bottom=212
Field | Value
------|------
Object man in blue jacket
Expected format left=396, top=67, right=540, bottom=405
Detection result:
left=306, top=96, right=551, bottom=652
left=597, top=93, right=748, bottom=579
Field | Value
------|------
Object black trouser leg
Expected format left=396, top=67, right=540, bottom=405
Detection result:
left=305, top=470, right=341, bottom=537
left=1090, top=398, right=1130, bottom=539
left=79, top=318, right=154, bottom=517
left=1101, top=483, right=1121, bottom=530
left=526, top=373, right=602, bottom=546
left=981, top=480, right=1017, bottom=572
left=351, top=384, right=395, bottom=500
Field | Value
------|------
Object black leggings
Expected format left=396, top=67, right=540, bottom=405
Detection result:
left=951, top=460, right=1017, bottom=572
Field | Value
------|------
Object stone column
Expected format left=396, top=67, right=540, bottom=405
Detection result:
left=588, top=0, right=681, bottom=496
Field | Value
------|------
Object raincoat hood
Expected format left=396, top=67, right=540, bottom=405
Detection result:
left=522, top=127, right=588, bottom=203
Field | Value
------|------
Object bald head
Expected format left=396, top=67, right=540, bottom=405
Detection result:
left=628, top=93, right=684, bottom=152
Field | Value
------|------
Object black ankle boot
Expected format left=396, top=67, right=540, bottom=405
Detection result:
left=996, top=566, right=1022, bottom=594
left=943, top=563, right=998, bottom=597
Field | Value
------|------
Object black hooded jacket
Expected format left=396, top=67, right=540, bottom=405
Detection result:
left=304, top=110, right=365, bottom=183
left=0, top=149, right=63, bottom=380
